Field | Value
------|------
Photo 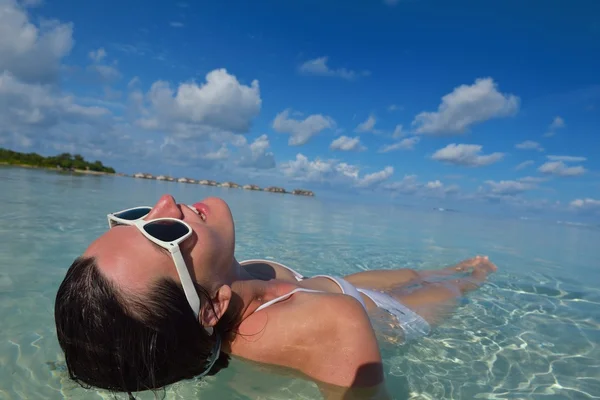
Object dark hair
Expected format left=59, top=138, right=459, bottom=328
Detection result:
left=54, top=256, right=239, bottom=394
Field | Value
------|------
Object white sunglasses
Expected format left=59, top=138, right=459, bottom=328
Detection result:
left=106, top=206, right=221, bottom=377
left=107, top=206, right=200, bottom=318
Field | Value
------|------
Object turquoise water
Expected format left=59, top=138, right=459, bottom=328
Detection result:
left=1, top=166, right=599, bottom=400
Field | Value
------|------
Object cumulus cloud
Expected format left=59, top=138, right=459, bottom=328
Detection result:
left=515, top=140, right=544, bottom=152
left=355, top=114, right=377, bottom=133
left=237, top=134, right=276, bottom=169
left=0, top=71, right=110, bottom=135
left=550, top=116, right=565, bottom=129
left=483, top=180, right=535, bottom=196
left=329, top=135, right=366, bottom=151
left=412, top=78, right=519, bottom=135
left=272, top=109, right=335, bottom=146
left=537, top=155, right=587, bottom=177
left=544, top=116, right=565, bottom=137
left=136, top=68, right=261, bottom=136
left=281, top=154, right=393, bottom=188
left=0, top=0, right=74, bottom=84
left=356, top=166, right=394, bottom=188
left=392, top=124, right=404, bottom=138
left=378, top=136, right=420, bottom=153
left=388, top=104, right=402, bottom=112
left=515, top=160, right=534, bottom=171
left=431, top=144, right=504, bottom=167
left=538, top=161, right=586, bottom=177
left=298, top=56, right=369, bottom=80
left=88, top=48, right=107, bottom=63
left=569, top=198, right=600, bottom=212
left=384, top=175, right=458, bottom=197
left=547, top=155, right=586, bottom=162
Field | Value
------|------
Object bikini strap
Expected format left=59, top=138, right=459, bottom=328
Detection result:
left=254, top=288, right=322, bottom=313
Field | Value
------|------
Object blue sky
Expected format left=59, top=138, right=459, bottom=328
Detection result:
left=1, top=0, right=599, bottom=221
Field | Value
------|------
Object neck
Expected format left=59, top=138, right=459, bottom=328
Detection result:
left=225, top=258, right=254, bottom=284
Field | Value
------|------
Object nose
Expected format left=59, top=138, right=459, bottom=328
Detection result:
left=145, top=194, right=183, bottom=220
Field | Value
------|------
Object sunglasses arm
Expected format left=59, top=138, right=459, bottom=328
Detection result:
left=169, top=246, right=202, bottom=320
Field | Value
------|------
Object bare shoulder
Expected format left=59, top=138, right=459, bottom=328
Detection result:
left=231, top=292, right=384, bottom=388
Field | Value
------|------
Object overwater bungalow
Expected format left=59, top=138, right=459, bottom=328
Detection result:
left=198, top=179, right=218, bottom=186
left=265, top=186, right=287, bottom=194
left=292, top=189, right=315, bottom=197
left=242, top=184, right=261, bottom=191
left=220, top=181, right=240, bottom=188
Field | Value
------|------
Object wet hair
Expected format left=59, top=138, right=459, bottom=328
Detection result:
left=54, top=256, right=240, bottom=395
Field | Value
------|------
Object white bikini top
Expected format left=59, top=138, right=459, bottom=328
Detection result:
left=242, top=259, right=368, bottom=312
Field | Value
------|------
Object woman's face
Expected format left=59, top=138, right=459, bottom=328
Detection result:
left=84, top=194, right=236, bottom=296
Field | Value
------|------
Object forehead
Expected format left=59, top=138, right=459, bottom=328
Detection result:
left=84, top=226, right=178, bottom=293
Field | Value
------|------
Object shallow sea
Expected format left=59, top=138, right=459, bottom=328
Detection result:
left=1, top=166, right=599, bottom=399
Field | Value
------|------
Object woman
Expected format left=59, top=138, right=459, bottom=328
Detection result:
left=54, top=194, right=496, bottom=398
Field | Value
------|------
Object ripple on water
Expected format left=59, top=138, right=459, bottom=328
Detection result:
left=1, top=168, right=600, bottom=399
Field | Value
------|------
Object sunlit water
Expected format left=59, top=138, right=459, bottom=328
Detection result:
left=1, top=166, right=599, bottom=400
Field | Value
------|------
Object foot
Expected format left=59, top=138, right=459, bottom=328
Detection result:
left=454, top=256, right=498, bottom=274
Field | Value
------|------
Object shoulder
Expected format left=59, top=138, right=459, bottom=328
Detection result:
left=232, top=291, right=383, bottom=388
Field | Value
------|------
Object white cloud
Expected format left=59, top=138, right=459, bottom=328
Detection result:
left=483, top=180, right=535, bottom=196
left=384, top=175, right=458, bottom=197
left=544, top=116, right=566, bottom=137
left=392, top=124, right=404, bottom=138
left=272, top=109, right=335, bottom=146
left=203, top=145, right=229, bottom=160
left=356, top=166, right=394, bottom=188
left=569, top=198, right=600, bottom=212
left=329, top=135, right=366, bottom=152
left=88, top=48, right=106, bottom=63
left=431, top=144, right=504, bottom=167
left=0, top=71, right=109, bottom=134
left=518, top=176, right=547, bottom=184
left=412, top=78, right=519, bottom=135
left=550, top=116, right=565, bottom=129
left=515, top=160, right=534, bottom=171
left=426, top=180, right=443, bottom=189
left=86, top=47, right=121, bottom=82
left=87, top=64, right=121, bottom=82
left=515, top=140, right=544, bottom=152
left=170, top=22, right=184, bottom=28
left=298, top=56, right=369, bottom=80
left=388, top=104, right=402, bottom=112
left=355, top=114, right=377, bottom=133
left=378, top=136, right=420, bottom=153
left=281, top=154, right=392, bottom=188
left=547, top=155, right=587, bottom=162
left=538, top=161, right=586, bottom=177
left=0, top=0, right=74, bottom=84
left=237, top=134, right=276, bottom=169
left=136, top=68, right=262, bottom=136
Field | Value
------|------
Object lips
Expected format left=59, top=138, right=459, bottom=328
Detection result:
left=192, top=202, right=209, bottom=222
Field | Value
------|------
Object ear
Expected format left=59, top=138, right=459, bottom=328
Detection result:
left=200, top=284, right=232, bottom=328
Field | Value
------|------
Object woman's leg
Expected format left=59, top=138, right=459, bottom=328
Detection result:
left=343, top=256, right=492, bottom=291
left=392, top=257, right=497, bottom=325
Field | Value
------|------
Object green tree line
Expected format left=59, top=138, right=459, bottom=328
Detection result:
left=0, top=148, right=116, bottom=173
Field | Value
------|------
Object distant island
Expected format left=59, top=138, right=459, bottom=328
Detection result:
left=0, top=148, right=315, bottom=197
left=131, top=173, right=315, bottom=197
left=0, top=148, right=116, bottom=174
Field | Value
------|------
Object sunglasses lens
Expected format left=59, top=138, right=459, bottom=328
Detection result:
left=143, top=220, right=190, bottom=242
left=114, top=207, right=151, bottom=221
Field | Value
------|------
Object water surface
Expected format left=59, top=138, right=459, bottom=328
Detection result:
left=1, top=166, right=599, bottom=399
